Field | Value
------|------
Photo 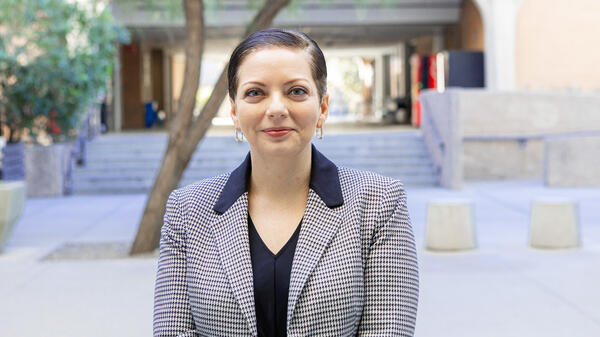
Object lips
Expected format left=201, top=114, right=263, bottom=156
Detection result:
left=263, top=127, right=293, bottom=138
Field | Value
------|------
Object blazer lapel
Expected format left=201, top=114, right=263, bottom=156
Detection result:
left=211, top=192, right=257, bottom=337
left=286, top=188, right=343, bottom=328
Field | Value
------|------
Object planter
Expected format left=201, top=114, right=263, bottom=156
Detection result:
left=24, top=143, right=74, bottom=197
left=1, top=142, right=26, bottom=181
left=0, top=181, right=26, bottom=253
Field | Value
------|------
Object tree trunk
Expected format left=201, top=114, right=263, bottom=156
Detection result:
left=130, top=0, right=291, bottom=255
left=129, top=0, right=204, bottom=254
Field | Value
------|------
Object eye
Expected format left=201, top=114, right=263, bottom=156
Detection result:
left=289, top=87, right=308, bottom=96
left=245, top=89, right=262, bottom=97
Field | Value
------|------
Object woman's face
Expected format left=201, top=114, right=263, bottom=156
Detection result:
left=230, top=46, right=328, bottom=159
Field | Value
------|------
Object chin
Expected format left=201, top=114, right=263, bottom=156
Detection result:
left=254, top=139, right=311, bottom=158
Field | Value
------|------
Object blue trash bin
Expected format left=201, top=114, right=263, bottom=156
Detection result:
left=145, top=102, right=157, bottom=128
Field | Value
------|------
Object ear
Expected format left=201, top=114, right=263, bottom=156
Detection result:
left=317, top=94, right=329, bottom=128
left=229, top=97, right=240, bottom=129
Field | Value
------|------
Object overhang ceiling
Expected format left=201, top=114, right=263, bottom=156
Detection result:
left=113, top=0, right=463, bottom=47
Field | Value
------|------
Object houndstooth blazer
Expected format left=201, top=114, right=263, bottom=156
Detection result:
left=154, top=144, right=419, bottom=336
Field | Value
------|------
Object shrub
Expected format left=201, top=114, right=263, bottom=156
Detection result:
left=0, top=0, right=129, bottom=143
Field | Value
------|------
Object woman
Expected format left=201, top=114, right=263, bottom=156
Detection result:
left=154, top=29, right=419, bottom=337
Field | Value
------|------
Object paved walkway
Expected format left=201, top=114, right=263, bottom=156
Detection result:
left=1, top=179, right=599, bottom=337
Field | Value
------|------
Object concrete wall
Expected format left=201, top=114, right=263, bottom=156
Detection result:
left=463, top=139, right=544, bottom=180
left=420, top=89, right=600, bottom=187
left=457, top=90, right=600, bottom=136
left=516, top=0, right=600, bottom=91
left=545, top=135, right=600, bottom=187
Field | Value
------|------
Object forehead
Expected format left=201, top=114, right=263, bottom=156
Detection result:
left=237, top=46, right=313, bottom=83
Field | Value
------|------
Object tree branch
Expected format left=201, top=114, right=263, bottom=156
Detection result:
left=170, top=0, right=204, bottom=145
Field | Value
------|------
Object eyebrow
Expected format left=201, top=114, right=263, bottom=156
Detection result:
left=240, top=78, right=311, bottom=88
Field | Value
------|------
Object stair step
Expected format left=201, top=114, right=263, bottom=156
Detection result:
left=73, top=131, right=439, bottom=193
left=75, top=159, right=436, bottom=173
left=72, top=175, right=439, bottom=194
left=84, top=147, right=431, bottom=159
left=73, top=167, right=438, bottom=182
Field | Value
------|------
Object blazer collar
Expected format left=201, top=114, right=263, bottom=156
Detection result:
left=213, top=144, right=344, bottom=214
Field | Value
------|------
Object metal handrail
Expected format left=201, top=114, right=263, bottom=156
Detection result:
left=420, top=101, right=445, bottom=154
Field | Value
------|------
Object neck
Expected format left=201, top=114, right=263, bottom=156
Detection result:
left=248, top=146, right=312, bottom=200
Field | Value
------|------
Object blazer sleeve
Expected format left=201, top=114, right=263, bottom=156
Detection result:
left=357, top=180, right=419, bottom=336
left=153, top=190, right=198, bottom=337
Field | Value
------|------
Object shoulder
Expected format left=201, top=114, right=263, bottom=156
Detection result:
left=171, top=173, right=230, bottom=214
left=338, top=166, right=406, bottom=199
left=337, top=166, right=407, bottom=217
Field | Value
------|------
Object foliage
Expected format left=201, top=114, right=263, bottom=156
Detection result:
left=0, top=0, right=129, bottom=143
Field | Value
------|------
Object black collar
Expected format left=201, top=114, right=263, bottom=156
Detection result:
left=213, top=144, right=344, bottom=214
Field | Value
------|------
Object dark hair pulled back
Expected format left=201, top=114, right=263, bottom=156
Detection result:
left=227, top=28, right=327, bottom=100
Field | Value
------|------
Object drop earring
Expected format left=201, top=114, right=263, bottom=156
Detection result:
left=235, top=128, right=244, bottom=142
left=316, top=126, right=323, bottom=140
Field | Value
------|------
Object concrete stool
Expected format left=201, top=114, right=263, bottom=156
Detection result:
left=0, top=181, right=26, bottom=253
left=530, top=198, right=580, bottom=249
left=425, top=199, right=476, bottom=251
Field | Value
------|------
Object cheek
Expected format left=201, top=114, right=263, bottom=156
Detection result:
left=296, top=102, right=321, bottom=126
left=236, top=103, right=263, bottom=126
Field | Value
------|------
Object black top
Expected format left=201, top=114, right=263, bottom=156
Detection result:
left=248, top=216, right=302, bottom=337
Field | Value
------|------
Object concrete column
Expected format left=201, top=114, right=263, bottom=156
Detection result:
left=374, top=53, right=385, bottom=119
left=395, top=43, right=407, bottom=98
left=141, top=44, right=152, bottom=103
left=113, top=46, right=122, bottom=132
left=473, top=0, right=524, bottom=90
left=163, top=48, right=172, bottom=122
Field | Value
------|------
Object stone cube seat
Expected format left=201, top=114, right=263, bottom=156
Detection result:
left=0, top=181, right=26, bottom=253
left=425, top=198, right=476, bottom=251
left=530, top=198, right=580, bottom=249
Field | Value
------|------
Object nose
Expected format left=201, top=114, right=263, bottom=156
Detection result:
left=266, top=92, right=288, bottom=119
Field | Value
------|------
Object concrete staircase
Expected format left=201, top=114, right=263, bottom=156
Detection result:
left=73, top=130, right=439, bottom=194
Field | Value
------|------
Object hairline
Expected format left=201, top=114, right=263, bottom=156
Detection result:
left=234, top=45, right=316, bottom=95
left=231, top=43, right=325, bottom=100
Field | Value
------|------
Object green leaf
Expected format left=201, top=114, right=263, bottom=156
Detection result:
left=0, top=0, right=129, bottom=143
